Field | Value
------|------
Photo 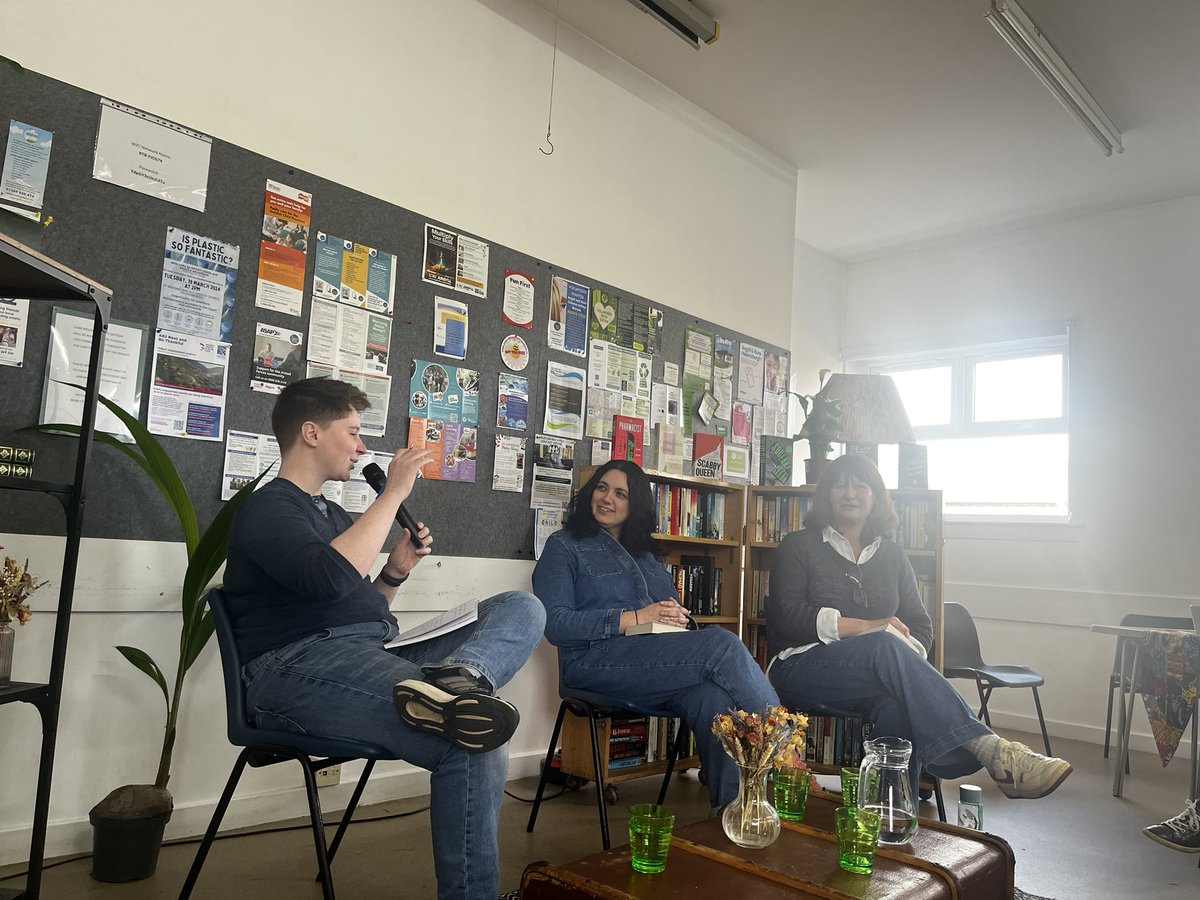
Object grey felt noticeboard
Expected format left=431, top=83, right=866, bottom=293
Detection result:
left=0, top=69, right=787, bottom=559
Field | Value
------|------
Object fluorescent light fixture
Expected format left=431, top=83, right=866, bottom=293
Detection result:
left=986, top=0, right=1122, bottom=155
left=626, top=0, right=719, bottom=47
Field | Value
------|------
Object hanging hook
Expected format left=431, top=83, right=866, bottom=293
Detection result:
left=540, top=0, right=561, bottom=157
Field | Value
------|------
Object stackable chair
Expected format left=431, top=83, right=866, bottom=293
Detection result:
left=180, top=589, right=399, bottom=900
left=942, top=601, right=1053, bottom=756
left=1102, top=612, right=1192, bottom=773
left=526, top=677, right=692, bottom=850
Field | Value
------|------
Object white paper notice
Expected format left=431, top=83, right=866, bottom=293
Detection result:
left=0, top=298, right=29, bottom=367
left=41, top=307, right=148, bottom=440
left=455, top=233, right=489, bottom=299
left=92, top=98, right=211, bottom=211
left=492, top=434, right=525, bottom=493
left=308, top=297, right=391, bottom=375
left=501, top=269, right=535, bottom=328
left=306, top=362, right=392, bottom=438
left=738, top=342, right=765, bottom=405
left=532, top=434, right=575, bottom=509
left=221, top=430, right=280, bottom=500
left=1, top=120, right=52, bottom=221
left=535, top=507, right=563, bottom=559
left=147, top=329, right=230, bottom=441
left=663, top=361, right=679, bottom=387
left=543, top=361, right=587, bottom=441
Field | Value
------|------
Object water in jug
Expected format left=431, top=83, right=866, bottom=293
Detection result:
left=857, top=736, right=918, bottom=845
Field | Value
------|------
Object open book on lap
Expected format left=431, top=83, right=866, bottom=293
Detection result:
left=385, top=598, right=479, bottom=648
left=859, top=621, right=925, bottom=657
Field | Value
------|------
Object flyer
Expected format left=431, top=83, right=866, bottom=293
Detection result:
left=724, top=443, right=750, bottom=481
left=254, top=180, right=313, bottom=317
left=312, top=231, right=396, bottom=315
left=41, top=307, right=148, bottom=440
left=306, top=361, right=392, bottom=438
left=497, top=372, right=530, bottom=431
left=683, top=325, right=714, bottom=392
left=308, top=297, right=391, bottom=375
left=249, top=322, right=305, bottom=394
left=765, top=349, right=789, bottom=394
left=157, top=227, right=239, bottom=342
left=543, top=360, right=586, bottom=441
left=502, top=269, right=535, bottom=328
left=738, top=341, right=766, bottom=405
left=221, top=430, right=280, bottom=500
left=0, top=298, right=28, bottom=367
left=535, top=506, right=563, bottom=558
left=408, top=360, right=480, bottom=482
left=322, top=451, right=390, bottom=513
left=434, top=296, right=469, bottom=360
left=588, top=288, right=618, bottom=345
left=0, top=120, right=52, bottom=221
left=531, top=434, right=575, bottom=509
left=492, top=434, right=525, bottom=493
left=549, top=275, right=589, bottom=356
left=584, top=388, right=645, bottom=440
left=731, top=401, right=753, bottom=446
left=92, top=98, right=211, bottom=211
left=587, top=339, right=651, bottom=401
left=422, top=223, right=457, bottom=288
left=455, top=233, right=489, bottom=299
left=147, top=329, right=230, bottom=442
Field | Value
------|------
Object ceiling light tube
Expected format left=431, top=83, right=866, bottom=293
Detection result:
left=986, top=0, right=1123, bottom=155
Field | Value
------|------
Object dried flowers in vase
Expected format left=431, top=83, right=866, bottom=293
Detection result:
left=0, top=547, right=46, bottom=626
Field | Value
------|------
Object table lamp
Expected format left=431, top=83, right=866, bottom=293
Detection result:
left=798, top=373, right=915, bottom=483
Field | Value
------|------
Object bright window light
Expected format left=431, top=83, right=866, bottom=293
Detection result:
left=888, top=366, right=952, bottom=427
left=974, top=354, right=1063, bottom=422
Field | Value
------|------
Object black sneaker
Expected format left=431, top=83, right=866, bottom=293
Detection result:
left=393, top=671, right=518, bottom=753
left=423, top=665, right=494, bottom=695
left=1144, top=800, right=1200, bottom=853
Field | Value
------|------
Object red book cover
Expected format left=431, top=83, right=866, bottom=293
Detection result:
left=611, top=415, right=644, bottom=466
left=692, top=433, right=724, bottom=480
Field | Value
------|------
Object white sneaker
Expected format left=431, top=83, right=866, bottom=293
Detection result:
left=990, top=738, right=1073, bottom=799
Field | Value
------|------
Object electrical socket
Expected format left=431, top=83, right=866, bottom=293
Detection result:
left=314, top=764, right=341, bottom=787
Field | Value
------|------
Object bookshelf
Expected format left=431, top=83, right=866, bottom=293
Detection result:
left=555, top=469, right=745, bottom=790
left=742, top=484, right=945, bottom=772
left=558, top=714, right=697, bottom=800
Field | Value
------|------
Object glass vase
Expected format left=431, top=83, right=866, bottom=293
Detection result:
left=0, top=619, right=14, bottom=688
left=722, top=763, right=780, bottom=849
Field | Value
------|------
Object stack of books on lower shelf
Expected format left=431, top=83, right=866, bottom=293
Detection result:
left=608, top=718, right=650, bottom=771
left=804, top=714, right=869, bottom=769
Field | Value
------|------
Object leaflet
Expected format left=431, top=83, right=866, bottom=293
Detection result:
left=147, top=329, right=230, bottom=442
left=221, top=430, right=280, bottom=500
left=312, top=231, right=396, bottom=315
left=158, top=227, right=239, bottom=341
left=0, top=120, right=52, bottom=221
left=254, top=180, right=312, bottom=317
left=492, top=434, right=525, bottom=493
left=543, top=360, right=586, bottom=441
left=306, top=362, right=391, bottom=438
left=0, top=298, right=29, bottom=367
left=308, top=297, right=390, bottom=375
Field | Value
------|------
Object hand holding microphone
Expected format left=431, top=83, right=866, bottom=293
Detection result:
left=362, top=462, right=425, bottom=548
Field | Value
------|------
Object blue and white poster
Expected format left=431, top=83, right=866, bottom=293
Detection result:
left=497, top=372, right=529, bottom=431
left=158, top=227, right=239, bottom=342
left=0, top=120, right=53, bottom=221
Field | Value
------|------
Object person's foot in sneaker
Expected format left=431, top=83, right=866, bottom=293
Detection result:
left=1144, top=800, right=1200, bottom=853
left=987, top=737, right=1073, bottom=799
left=394, top=667, right=519, bottom=753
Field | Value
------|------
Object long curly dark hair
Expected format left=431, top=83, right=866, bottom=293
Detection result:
left=565, top=460, right=663, bottom=557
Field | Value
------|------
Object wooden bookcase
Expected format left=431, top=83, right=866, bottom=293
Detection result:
left=556, top=469, right=745, bottom=790
left=742, top=484, right=944, bottom=773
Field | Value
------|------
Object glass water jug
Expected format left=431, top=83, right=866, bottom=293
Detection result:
left=857, top=736, right=919, bottom=845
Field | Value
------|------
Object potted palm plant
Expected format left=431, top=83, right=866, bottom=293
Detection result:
left=40, top=395, right=264, bottom=882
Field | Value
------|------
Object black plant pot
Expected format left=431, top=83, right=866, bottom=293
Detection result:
left=88, top=784, right=173, bottom=883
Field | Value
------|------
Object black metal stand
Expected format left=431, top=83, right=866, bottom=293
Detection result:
left=0, top=233, right=110, bottom=899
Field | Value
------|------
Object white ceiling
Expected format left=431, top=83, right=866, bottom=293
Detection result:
left=523, top=0, right=1200, bottom=262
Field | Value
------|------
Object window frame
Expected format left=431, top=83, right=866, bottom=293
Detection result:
left=851, top=334, right=1071, bottom=522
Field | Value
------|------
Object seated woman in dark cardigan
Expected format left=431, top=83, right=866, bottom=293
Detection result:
left=766, top=453, right=1071, bottom=800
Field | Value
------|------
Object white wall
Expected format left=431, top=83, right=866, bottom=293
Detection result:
left=843, top=194, right=1200, bottom=757
left=0, top=0, right=798, bottom=863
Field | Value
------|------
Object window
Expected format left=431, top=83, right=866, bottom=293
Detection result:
left=862, top=337, right=1069, bottom=520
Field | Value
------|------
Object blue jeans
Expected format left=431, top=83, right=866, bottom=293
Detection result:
left=769, top=632, right=989, bottom=791
left=242, top=591, right=545, bottom=900
left=561, top=626, right=779, bottom=809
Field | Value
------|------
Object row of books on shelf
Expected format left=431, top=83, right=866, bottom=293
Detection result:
left=606, top=716, right=695, bottom=771
left=652, top=483, right=727, bottom=540
left=669, top=556, right=724, bottom=616
left=895, top=500, right=936, bottom=550
left=746, top=623, right=769, bottom=671
left=752, top=494, right=811, bottom=543
left=747, top=570, right=769, bottom=620
left=803, top=714, right=871, bottom=769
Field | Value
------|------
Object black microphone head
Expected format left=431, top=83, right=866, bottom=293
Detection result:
left=362, top=462, right=386, bottom=492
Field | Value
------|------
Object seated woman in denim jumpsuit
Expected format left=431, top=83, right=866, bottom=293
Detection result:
left=532, top=459, right=778, bottom=811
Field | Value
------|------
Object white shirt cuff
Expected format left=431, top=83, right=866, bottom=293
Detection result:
left=816, top=607, right=841, bottom=643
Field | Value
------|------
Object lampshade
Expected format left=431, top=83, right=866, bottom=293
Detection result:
left=801, top=374, right=915, bottom=445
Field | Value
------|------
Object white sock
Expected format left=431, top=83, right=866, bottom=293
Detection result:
left=964, top=733, right=1001, bottom=775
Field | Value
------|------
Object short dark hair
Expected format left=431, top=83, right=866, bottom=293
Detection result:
left=803, top=453, right=898, bottom=543
left=272, top=377, right=369, bottom=451
left=566, top=460, right=662, bottom=557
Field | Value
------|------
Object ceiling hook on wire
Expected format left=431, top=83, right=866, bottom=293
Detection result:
left=540, top=0, right=561, bottom=156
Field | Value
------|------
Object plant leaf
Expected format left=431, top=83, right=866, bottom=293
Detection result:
left=116, top=646, right=170, bottom=710
left=179, top=469, right=269, bottom=673
left=0, top=56, right=23, bottom=74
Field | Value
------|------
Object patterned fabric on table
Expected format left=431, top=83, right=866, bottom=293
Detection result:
left=1136, top=631, right=1199, bottom=766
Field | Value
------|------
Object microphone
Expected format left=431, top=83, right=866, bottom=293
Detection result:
left=362, top=462, right=425, bottom=548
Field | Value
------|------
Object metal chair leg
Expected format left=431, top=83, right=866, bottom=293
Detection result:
left=298, top=755, right=336, bottom=900
left=1031, top=687, right=1052, bottom=757
left=975, top=681, right=993, bottom=727
left=1103, top=677, right=1116, bottom=758
left=527, top=701, right=569, bottom=834
left=932, top=775, right=946, bottom=822
left=586, top=712, right=611, bottom=850
left=657, top=721, right=689, bottom=805
left=179, top=751, right=252, bottom=899
left=321, top=759, right=376, bottom=875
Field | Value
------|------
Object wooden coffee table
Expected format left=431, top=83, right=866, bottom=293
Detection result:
left=522, top=791, right=1014, bottom=899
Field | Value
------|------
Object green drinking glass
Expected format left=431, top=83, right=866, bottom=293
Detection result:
left=628, top=804, right=675, bottom=874
left=835, top=806, right=881, bottom=875
left=773, top=766, right=810, bottom=822
left=840, top=766, right=860, bottom=808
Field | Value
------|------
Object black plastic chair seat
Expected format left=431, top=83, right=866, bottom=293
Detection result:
left=946, top=664, right=1045, bottom=689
